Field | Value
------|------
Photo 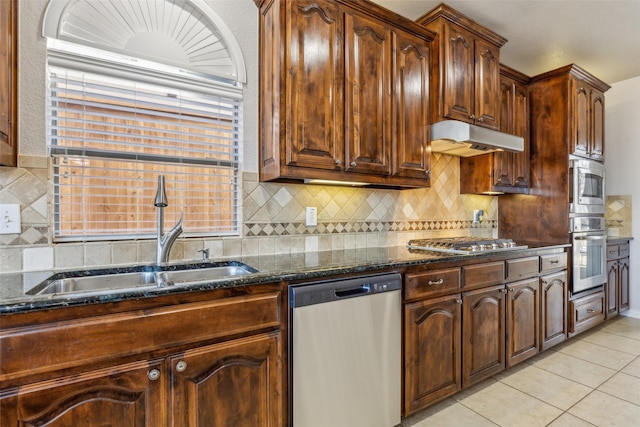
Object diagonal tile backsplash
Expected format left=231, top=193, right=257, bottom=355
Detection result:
left=0, top=154, right=497, bottom=273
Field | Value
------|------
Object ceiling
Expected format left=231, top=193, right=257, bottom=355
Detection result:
left=371, top=0, right=640, bottom=85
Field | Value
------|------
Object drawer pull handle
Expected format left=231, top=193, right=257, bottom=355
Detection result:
left=550, top=260, right=559, bottom=264
left=427, top=279, right=444, bottom=286
left=176, top=361, right=187, bottom=372
left=148, top=369, right=160, bottom=381
left=587, top=309, right=595, bottom=313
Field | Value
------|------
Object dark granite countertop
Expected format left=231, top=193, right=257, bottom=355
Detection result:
left=0, top=243, right=570, bottom=315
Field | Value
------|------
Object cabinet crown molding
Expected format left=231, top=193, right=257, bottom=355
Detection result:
left=416, top=2, right=507, bottom=48
left=531, top=63, right=611, bottom=92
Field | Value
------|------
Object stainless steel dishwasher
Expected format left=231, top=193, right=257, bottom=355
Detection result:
left=289, top=272, right=402, bottom=427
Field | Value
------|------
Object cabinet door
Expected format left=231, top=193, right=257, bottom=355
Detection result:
left=404, top=294, right=461, bottom=415
left=0, top=360, right=164, bottom=427
left=473, top=37, right=500, bottom=130
left=511, top=81, right=530, bottom=186
left=462, top=285, right=506, bottom=387
left=572, top=78, right=590, bottom=158
left=590, top=88, right=605, bottom=160
left=540, top=271, right=567, bottom=350
left=494, top=77, right=514, bottom=186
left=392, top=29, right=431, bottom=180
left=286, top=0, right=344, bottom=171
left=344, top=12, right=391, bottom=175
left=0, top=0, right=17, bottom=166
left=619, top=257, right=630, bottom=312
left=506, top=278, right=540, bottom=367
left=169, top=332, right=282, bottom=427
left=606, top=260, right=619, bottom=318
left=441, top=23, right=475, bottom=123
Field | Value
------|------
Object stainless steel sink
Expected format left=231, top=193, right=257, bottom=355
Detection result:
left=27, top=262, right=257, bottom=296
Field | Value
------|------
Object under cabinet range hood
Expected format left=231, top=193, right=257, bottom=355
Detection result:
left=430, top=120, right=524, bottom=157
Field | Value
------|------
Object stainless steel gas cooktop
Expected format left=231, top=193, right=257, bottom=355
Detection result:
left=407, top=237, right=528, bottom=254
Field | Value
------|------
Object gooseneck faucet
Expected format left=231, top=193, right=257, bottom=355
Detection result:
left=154, top=175, right=183, bottom=264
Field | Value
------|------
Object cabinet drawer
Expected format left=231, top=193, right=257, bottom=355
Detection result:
left=506, top=256, right=539, bottom=281
left=619, top=244, right=630, bottom=258
left=405, top=268, right=461, bottom=300
left=569, top=291, right=605, bottom=335
left=540, top=253, right=567, bottom=273
left=607, top=245, right=619, bottom=261
left=462, top=262, right=505, bottom=291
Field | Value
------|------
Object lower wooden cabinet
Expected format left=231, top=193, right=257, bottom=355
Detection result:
left=606, top=242, right=631, bottom=318
left=169, top=332, right=282, bottom=427
left=569, top=291, right=605, bottom=336
left=0, top=289, right=283, bottom=426
left=404, top=294, right=462, bottom=414
left=506, top=278, right=540, bottom=367
left=0, top=359, right=166, bottom=426
left=540, top=271, right=568, bottom=350
left=462, top=284, right=506, bottom=387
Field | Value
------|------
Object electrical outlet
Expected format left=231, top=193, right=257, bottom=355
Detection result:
left=305, top=207, right=317, bottom=227
left=0, top=204, right=21, bottom=234
left=473, top=209, right=484, bottom=223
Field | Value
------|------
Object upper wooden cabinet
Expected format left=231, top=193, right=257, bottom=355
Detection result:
left=0, top=0, right=18, bottom=167
left=257, top=0, right=434, bottom=187
left=417, top=3, right=505, bottom=131
left=572, top=75, right=606, bottom=161
left=530, top=64, right=610, bottom=162
left=460, top=65, right=530, bottom=194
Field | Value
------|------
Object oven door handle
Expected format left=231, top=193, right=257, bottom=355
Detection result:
left=573, top=235, right=606, bottom=241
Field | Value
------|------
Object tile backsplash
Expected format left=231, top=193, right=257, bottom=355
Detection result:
left=606, top=195, right=633, bottom=237
left=0, top=154, right=497, bottom=273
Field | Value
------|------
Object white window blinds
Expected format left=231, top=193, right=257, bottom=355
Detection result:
left=48, top=62, right=242, bottom=241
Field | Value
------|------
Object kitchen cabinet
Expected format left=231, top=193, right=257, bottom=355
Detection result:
left=404, top=293, right=461, bottom=415
left=569, top=290, right=605, bottom=337
left=460, top=65, right=530, bottom=194
left=572, top=76, right=606, bottom=161
left=540, top=270, right=568, bottom=351
left=417, top=3, right=505, bottom=131
left=499, top=64, right=610, bottom=243
left=462, top=284, right=506, bottom=387
left=506, top=278, right=540, bottom=367
left=0, top=288, right=283, bottom=426
left=256, top=0, right=434, bottom=187
left=0, top=0, right=18, bottom=166
left=402, top=249, right=568, bottom=414
left=606, top=241, right=631, bottom=318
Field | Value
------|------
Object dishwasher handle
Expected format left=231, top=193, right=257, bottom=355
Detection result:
left=335, top=284, right=371, bottom=298
left=290, top=272, right=401, bottom=308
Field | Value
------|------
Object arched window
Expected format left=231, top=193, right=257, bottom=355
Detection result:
left=43, top=0, right=245, bottom=241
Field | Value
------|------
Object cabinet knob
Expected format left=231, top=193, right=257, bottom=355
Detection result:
left=456, top=298, right=463, bottom=305
left=498, top=288, right=507, bottom=294
left=477, top=117, right=484, bottom=123
left=469, top=114, right=475, bottom=120
left=350, top=161, right=357, bottom=167
left=427, top=278, right=444, bottom=286
left=176, top=361, right=187, bottom=372
left=148, top=369, right=160, bottom=381
left=425, top=170, right=430, bottom=178
left=335, top=159, right=342, bottom=165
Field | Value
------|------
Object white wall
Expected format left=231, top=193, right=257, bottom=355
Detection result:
left=605, top=76, right=640, bottom=317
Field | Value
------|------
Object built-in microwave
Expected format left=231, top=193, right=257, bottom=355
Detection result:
left=570, top=157, right=605, bottom=215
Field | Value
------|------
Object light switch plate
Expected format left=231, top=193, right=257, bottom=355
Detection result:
left=305, top=207, right=317, bottom=227
left=0, top=204, right=21, bottom=234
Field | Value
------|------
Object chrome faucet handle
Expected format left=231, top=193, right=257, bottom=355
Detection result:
left=154, top=175, right=168, bottom=207
left=198, top=249, right=209, bottom=261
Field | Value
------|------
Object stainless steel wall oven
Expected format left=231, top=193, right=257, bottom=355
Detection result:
left=571, top=216, right=607, bottom=294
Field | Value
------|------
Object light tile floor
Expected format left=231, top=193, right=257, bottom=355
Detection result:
left=402, top=316, right=640, bottom=427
